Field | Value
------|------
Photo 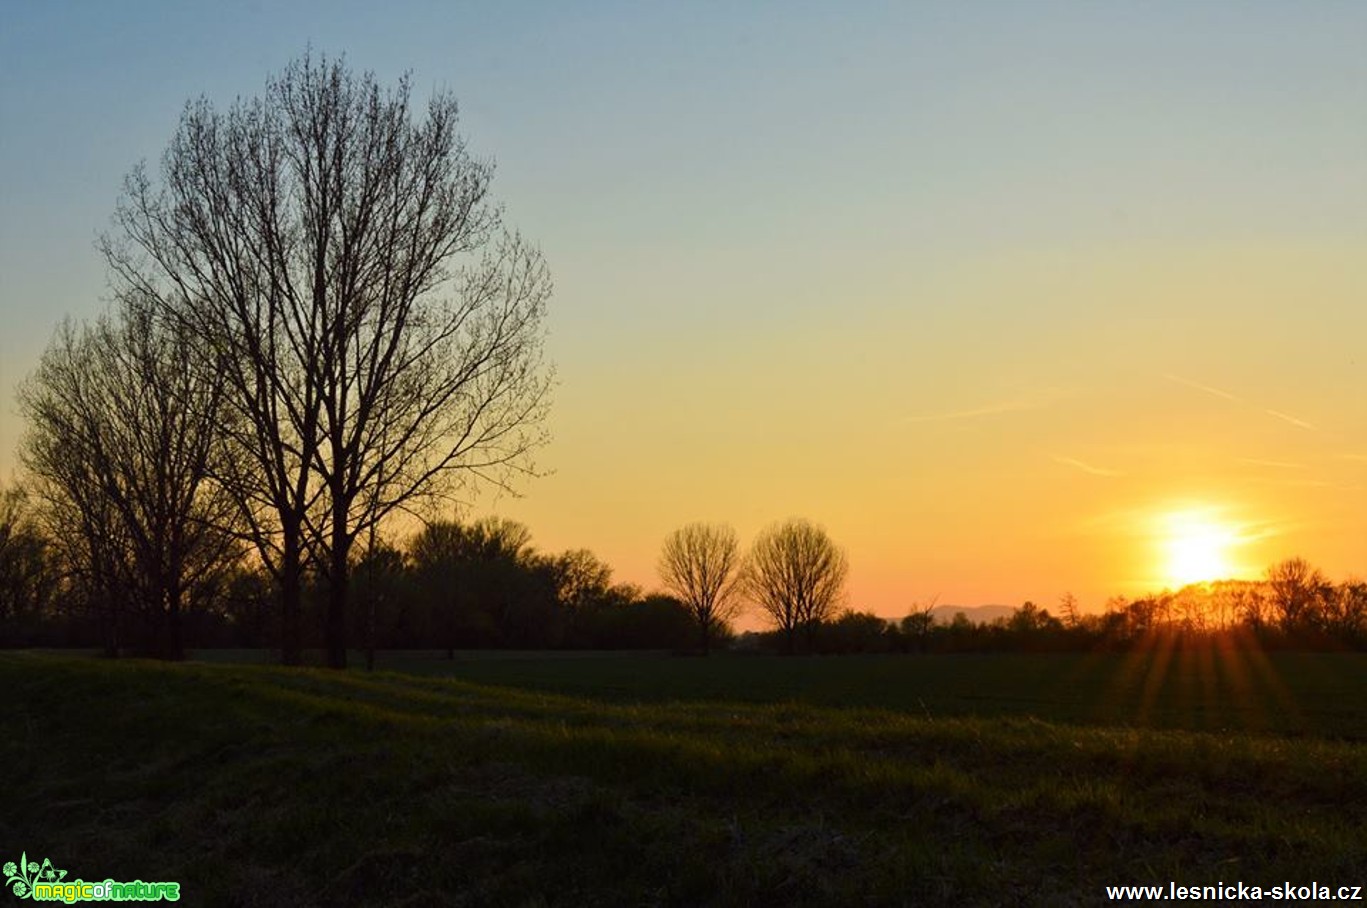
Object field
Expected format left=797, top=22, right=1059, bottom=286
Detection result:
left=2, top=649, right=1365, bottom=906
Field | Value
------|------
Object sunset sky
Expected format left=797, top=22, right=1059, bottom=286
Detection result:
left=1, top=2, right=1363, bottom=618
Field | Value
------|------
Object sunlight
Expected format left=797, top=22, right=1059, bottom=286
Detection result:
left=1160, top=509, right=1237, bottom=587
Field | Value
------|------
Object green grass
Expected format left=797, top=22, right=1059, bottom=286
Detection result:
left=3, top=651, right=1365, bottom=906
left=194, top=645, right=1367, bottom=739
left=448, top=648, right=1367, bottom=740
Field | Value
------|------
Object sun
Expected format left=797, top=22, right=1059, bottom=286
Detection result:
left=1160, top=509, right=1237, bottom=587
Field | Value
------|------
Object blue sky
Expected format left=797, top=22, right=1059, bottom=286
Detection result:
left=2, top=2, right=1364, bottom=613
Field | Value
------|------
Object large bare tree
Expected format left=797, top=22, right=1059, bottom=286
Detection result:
left=658, top=522, right=743, bottom=653
left=103, top=54, right=552, bottom=667
left=19, top=298, right=239, bottom=659
left=745, top=518, right=848, bottom=654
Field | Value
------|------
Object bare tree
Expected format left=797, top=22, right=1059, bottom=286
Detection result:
left=658, top=522, right=743, bottom=653
left=0, top=483, right=57, bottom=646
left=744, top=518, right=848, bottom=654
left=1058, top=592, right=1081, bottom=629
left=1265, top=557, right=1327, bottom=633
left=1326, top=579, right=1367, bottom=641
left=103, top=54, right=552, bottom=668
left=22, top=386, right=131, bottom=658
left=899, top=594, right=939, bottom=652
left=19, top=298, right=239, bottom=659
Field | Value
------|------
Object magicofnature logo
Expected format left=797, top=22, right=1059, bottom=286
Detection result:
left=4, top=852, right=180, bottom=903
left=3, top=853, right=62, bottom=899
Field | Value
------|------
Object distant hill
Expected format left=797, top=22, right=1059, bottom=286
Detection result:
left=928, top=604, right=1015, bottom=625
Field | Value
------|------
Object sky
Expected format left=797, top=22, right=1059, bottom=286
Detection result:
left=1, top=2, right=1364, bottom=619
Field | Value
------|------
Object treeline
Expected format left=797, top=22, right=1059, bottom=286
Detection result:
left=738, top=558, right=1367, bottom=655
left=6, top=472, right=1363, bottom=657
left=0, top=499, right=709, bottom=655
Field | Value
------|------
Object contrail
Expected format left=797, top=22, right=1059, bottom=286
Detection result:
left=1264, top=409, right=1315, bottom=431
left=1163, top=373, right=1315, bottom=430
left=1239, top=458, right=1307, bottom=470
left=900, top=400, right=1041, bottom=423
left=1052, top=455, right=1122, bottom=477
left=1164, top=373, right=1239, bottom=401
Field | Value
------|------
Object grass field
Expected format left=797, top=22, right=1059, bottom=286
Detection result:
left=2, top=649, right=1365, bottom=906
left=359, top=647, right=1367, bottom=740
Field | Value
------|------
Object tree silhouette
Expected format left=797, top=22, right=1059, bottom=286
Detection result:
left=1265, top=557, right=1328, bottom=633
left=658, top=522, right=743, bottom=653
left=744, top=518, right=848, bottom=654
left=19, top=297, right=239, bottom=659
left=103, top=54, right=552, bottom=667
left=0, top=484, right=56, bottom=646
left=409, top=516, right=548, bottom=653
left=352, top=536, right=407, bottom=671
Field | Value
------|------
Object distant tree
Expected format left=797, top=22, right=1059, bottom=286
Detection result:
left=411, top=518, right=489, bottom=655
left=1172, top=585, right=1210, bottom=633
left=1228, top=583, right=1269, bottom=631
left=1123, top=596, right=1163, bottom=639
left=550, top=548, right=615, bottom=614
left=1265, top=557, right=1327, bottom=633
left=352, top=537, right=408, bottom=670
left=821, top=609, right=891, bottom=654
left=744, top=518, right=848, bottom=654
left=657, top=522, right=744, bottom=653
left=1003, top=601, right=1064, bottom=650
left=104, top=53, right=552, bottom=668
left=408, top=516, right=557, bottom=652
left=1058, top=592, right=1080, bottom=629
left=942, top=611, right=977, bottom=652
left=218, top=563, right=277, bottom=648
left=0, top=483, right=56, bottom=646
left=533, top=548, right=609, bottom=646
left=1207, top=580, right=1252, bottom=631
left=575, top=589, right=697, bottom=650
left=19, top=298, right=239, bottom=659
left=1326, top=580, right=1367, bottom=644
left=898, top=596, right=939, bottom=653
left=630, top=591, right=711, bottom=649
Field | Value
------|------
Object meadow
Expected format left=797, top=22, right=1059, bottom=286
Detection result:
left=2, top=649, right=1365, bottom=906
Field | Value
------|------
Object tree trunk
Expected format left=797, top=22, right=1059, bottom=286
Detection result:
left=168, top=596, right=184, bottom=661
left=164, top=567, right=185, bottom=661
left=100, top=594, right=120, bottom=658
left=280, top=530, right=303, bottom=666
left=325, top=514, right=349, bottom=669
left=364, top=591, right=377, bottom=672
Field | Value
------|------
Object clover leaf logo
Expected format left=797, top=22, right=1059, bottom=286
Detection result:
left=4, top=852, right=66, bottom=900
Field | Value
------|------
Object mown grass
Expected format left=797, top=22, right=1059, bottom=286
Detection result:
left=2, top=651, right=1365, bottom=906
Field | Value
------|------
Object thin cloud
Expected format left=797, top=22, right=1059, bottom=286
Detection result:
left=900, top=400, right=1042, bottom=423
left=1163, top=373, right=1315, bottom=431
left=1164, top=373, right=1239, bottom=402
left=1245, top=475, right=1362, bottom=492
left=1052, top=455, right=1122, bottom=477
left=1264, top=409, right=1315, bottom=431
left=1239, top=458, right=1307, bottom=470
